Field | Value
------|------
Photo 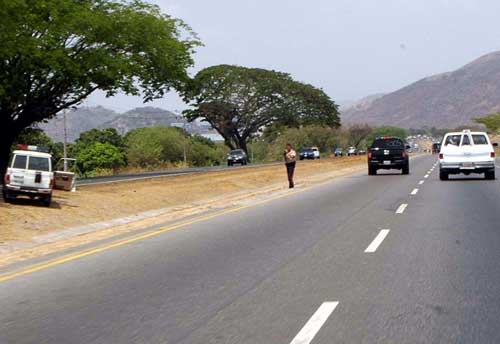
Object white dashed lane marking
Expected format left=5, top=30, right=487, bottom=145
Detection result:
left=419, top=180, right=425, bottom=185
left=364, top=229, right=390, bottom=253
left=290, top=302, right=339, bottom=344
left=411, top=188, right=419, bottom=195
left=396, top=203, right=408, bottom=214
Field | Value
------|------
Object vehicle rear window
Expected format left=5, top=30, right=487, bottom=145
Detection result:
left=371, top=139, right=403, bottom=149
left=28, top=156, right=50, bottom=172
left=472, top=134, right=488, bottom=145
left=301, top=148, right=314, bottom=152
left=12, top=155, right=27, bottom=169
left=444, top=135, right=461, bottom=146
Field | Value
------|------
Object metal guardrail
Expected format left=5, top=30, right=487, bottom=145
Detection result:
left=76, top=162, right=282, bottom=186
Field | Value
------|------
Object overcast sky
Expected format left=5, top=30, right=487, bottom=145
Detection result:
left=86, top=0, right=500, bottom=112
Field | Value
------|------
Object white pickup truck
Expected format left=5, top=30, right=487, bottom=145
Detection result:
left=439, top=130, right=497, bottom=180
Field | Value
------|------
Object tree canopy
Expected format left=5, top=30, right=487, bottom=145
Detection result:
left=474, top=113, right=500, bottom=133
left=182, top=65, right=340, bottom=155
left=366, top=126, right=409, bottom=144
left=0, top=0, right=200, bottom=178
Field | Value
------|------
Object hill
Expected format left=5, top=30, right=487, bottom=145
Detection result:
left=39, top=106, right=119, bottom=142
left=40, top=106, right=221, bottom=142
left=342, top=51, right=500, bottom=128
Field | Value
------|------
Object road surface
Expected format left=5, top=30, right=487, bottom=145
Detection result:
left=1, top=155, right=500, bottom=343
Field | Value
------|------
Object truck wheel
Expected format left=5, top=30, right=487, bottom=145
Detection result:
left=227, top=161, right=232, bottom=167
left=368, top=166, right=377, bottom=175
left=2, top=189, right=11, bottom=203
left=42, top=195, right=52, bottom=207
left=402, top=164, right=409, bottom=175
left=485, top=170, right=495, bottom=180
left=439, top=170, right=449, bottom=181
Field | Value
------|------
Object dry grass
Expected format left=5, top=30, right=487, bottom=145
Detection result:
left=0, top=156, right=366, bottom=245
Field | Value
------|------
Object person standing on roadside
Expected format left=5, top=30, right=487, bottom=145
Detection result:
left=284, top=143, right=297, bottom=188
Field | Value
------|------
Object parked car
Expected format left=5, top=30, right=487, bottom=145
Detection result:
left=367, top=137, right=410, bottom=175
left=347, top=147, right=357, bottom=156
left=299, top=147, right=320, bottom=160
left=334, top=148, right=343, bottom=157
left=357, top=149, right=367, bottom=155
left=227, top=149, right=248, bottom=166
left=3, top=145, right=54, bottom=206
left=439, top=130, right=497, bottom=180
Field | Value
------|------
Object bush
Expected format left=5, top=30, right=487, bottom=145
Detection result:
left=126, top=127, right=185, bottom=167
left=77, top=142, right=126, bottom=174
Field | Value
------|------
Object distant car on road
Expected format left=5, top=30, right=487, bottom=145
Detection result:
left=227, top=149, right=248, bottom=166
left=347, top=147, right=357, bottom=156
left=299, top=147, right=320, bottom=160
left=432, top=142, right=441, bottom=154
left=334, top=148, right=343, bottom=157
left=368, top=137, right=409, bottom=175
left=3, top=145, right=54, bottom=206
left=439, top=130, right=496, bottom=180
left=357, top=149, right=367, bottom=155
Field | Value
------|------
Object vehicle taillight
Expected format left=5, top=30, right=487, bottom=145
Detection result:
left=4, top=173, right=10, bottom=185
left=439, top=153, right=444, bottom=159
left=368, top=152, right=372, bottom=159
left=49, top=177, right=54, bottom=189
left=491, top=152, right=496, bottom=158
left=402, top=151, right=407, bottom=159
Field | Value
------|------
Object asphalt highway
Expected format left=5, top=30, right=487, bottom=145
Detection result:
left=1, top=155, right=500, bottom=343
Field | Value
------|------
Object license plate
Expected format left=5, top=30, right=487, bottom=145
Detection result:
left=462, top=162, right=474, bottom=168
left=383, top=161, right=391, bottom=165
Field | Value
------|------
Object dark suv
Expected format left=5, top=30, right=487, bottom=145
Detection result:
left=368, top=137, right=409, bottom=175
left=227, top=149, right=248, bottom=166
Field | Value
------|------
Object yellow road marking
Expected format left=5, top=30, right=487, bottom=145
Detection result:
left=0, top=181, right=321, bottom=283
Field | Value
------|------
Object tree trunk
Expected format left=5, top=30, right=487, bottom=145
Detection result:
left=237, top=138, right=250, bottom=162
left=0, top=122, right=21, bottom=185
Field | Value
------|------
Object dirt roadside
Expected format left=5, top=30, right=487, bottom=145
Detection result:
left=0, top=156, right=370, bottom=268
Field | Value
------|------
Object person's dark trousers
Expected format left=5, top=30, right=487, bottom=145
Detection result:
left=286, top=161, right=296, bottom=188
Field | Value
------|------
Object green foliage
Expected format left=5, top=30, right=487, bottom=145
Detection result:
left=182, top=65, right=340, bottom=154
left=188, top=135, right=222, bottom=166
left=76, top=128, right=125, bottom=149
left=125, top=127, right=186, bottom=167
left=366, top=126, right=409, bottom=145
left=0, top=0, right=200, bottom=179
left=125, top=127, right=224, bottom=168
left=77, top=142, right=126, bottom=174
left=474, top=113, right=500, bottom=133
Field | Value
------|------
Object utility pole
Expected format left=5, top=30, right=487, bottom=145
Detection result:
left=63, top=111, right=68, bottom=172
left=183, top=127, right=188, bottom=167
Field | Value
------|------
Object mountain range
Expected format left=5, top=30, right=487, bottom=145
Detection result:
left=341, top=51, right=500, bottom=128
left=40, top=106, right=201, bottom=142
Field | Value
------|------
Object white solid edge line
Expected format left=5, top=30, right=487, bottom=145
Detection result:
left=411, top=188, right=419, bottom=195
left=419, top=180, right=425, bottom=185
left=396, top=203, right=408, bottom=214
left=365, top=229, right=391, bottom=253
left=290, top=302, right=339, bottom=344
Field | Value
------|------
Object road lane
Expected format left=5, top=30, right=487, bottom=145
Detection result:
left=4, top=155, right=498, bottom=343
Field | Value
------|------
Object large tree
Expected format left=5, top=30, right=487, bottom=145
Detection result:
left=182, top=65, right=340, bottom=155
left=0, top=0, right=199, bottom=179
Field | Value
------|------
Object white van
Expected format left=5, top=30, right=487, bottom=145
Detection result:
left=3, top=145, right=54, bottom=206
